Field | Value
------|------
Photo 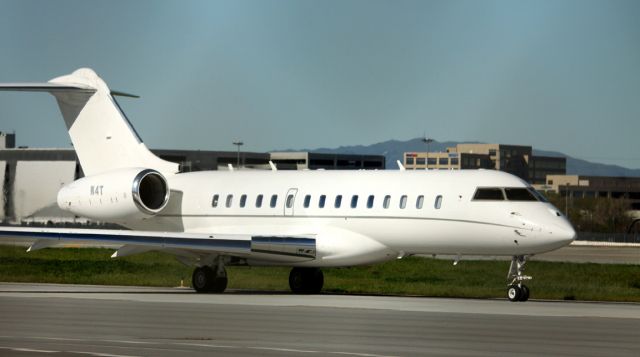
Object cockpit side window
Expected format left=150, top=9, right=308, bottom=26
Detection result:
left=473, top=188, right=505, bottom=201
left=504, top=188, right=537, bottom=201
left=529, top=188, right=548, bottom=202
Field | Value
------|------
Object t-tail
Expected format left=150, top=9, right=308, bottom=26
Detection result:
left=0, top=68, right=178, bottom=176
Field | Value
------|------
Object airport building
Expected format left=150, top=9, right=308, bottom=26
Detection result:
left=403, top=143, right=566, bottom=184
left=0, top=132, right=384, bottom=224
left=270, top=152, right=385, bottom=170
left=539, top=175, right=640, bottom=210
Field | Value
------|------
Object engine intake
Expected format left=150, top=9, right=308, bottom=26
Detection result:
left=58, top=167, right=170, bottom=222
left=133, top=169, right=170, bottom=214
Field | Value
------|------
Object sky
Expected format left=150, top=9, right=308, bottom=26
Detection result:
left=0, top=0, right=639, bottom=168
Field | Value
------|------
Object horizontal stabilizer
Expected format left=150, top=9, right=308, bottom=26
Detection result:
left=0, top=83, right=95, bottom=93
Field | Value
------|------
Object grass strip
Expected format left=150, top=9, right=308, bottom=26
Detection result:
left=0, top=246, right=638, bottom=302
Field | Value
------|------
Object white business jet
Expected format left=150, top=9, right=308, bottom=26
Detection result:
left=0, top=69, right=575, bottom=302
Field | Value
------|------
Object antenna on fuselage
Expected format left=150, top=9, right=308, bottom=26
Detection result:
left=397, top=160, right=406, bottom=171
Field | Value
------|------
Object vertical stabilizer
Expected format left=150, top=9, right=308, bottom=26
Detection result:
left=0, top=68, right=178, bottom=176
left=49, top=68, right=178, bottom=176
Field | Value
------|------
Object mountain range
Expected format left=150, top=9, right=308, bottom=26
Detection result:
left=293, top=138, right=640, bottom=177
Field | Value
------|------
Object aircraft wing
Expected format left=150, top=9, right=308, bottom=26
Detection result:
left=0, top=226, right=316, bottom=262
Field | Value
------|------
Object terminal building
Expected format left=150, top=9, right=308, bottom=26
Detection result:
left=403, top=143, right=566, bottom=184
left=0, top=132, right=384, bottom=225
left=539, top=175, right=640, bottom=210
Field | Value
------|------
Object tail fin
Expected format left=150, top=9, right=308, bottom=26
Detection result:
left=0, top=68, right=178, bottom=176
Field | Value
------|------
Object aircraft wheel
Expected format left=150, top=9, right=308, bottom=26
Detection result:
left=507, top=285, right=521, bottom=302
left=289, top=267, right=324, bottom=294
left=519, top=284, right=530, bottom=302
left=192, top=266, right=214, bottom=293
left=209, top=268, right=228, bottom=293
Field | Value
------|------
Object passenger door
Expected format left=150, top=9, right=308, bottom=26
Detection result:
left=284, top=188, right=298, bottom=216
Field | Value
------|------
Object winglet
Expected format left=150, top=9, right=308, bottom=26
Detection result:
left=397, top=160, right=406, bottom=171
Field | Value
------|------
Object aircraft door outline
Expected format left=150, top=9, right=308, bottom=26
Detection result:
left=284, top=188, right=298, bottom=216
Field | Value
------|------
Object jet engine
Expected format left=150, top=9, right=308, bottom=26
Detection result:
left=57, top=168, right=170, bottom=221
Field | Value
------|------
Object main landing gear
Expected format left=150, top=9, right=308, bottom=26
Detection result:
left=507, top=255, right=531, bottom=302
left=289, top=267, right=324, bottom=294
left=191, top=261, right=325, bottom=294
left=192, top=260, right=228, bottom=293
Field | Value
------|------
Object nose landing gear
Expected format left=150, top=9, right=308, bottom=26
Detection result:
left=507, top=255, right=531, bottom=302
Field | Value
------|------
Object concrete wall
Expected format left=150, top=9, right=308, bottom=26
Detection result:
left=12, top=161, right=76, bottom=222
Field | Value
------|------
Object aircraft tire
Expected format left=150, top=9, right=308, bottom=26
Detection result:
left=192, top=266, right=214, bottom=293
left=289, top=267, right=324, bottom=294
left=519, top=284, right=530, bottom=302
left=507, top=285, right=521, bottom=302
left=209, top=268, right=228, bottom=293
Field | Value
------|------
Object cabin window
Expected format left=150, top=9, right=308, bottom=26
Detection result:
left=303, top=195, right=311, bottom=208
left=399, top=195, right=407, bottom=209
left=473, top=188, right=505, bottom=201
left=256, top=194, right=263, bottom=208
left=367, top=195, right=374, bottom=209
left=286, top=194, right=295, bottom=208
left=351, top=195, right=358, bottom=208
left=211, top=194, right=219, bottom=208
left=270, top=194, right=278, bottom=208
left=319, top=195, right=326, bottom=208
left=416, top=195, right=424, bottom=209
left=435, top=195, right=443, bottom=209
left=383, top=195, right=391, bottom=209
left=505, top=188, right=537, bottom=201
left=240, top=194, right=247, bottom=208
left=335, top=195, right=342, bottom=208
left=225, top=194, right=233, bottom=208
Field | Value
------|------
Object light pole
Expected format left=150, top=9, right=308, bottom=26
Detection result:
left=565, top=183, right=569, bottom=216
left=233, top=141, right=243, bottom=168
left=422, top=137, right=434, bottom=170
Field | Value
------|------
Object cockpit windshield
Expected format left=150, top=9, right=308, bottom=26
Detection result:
left=473, top=187, right=547, bottom=202
left=504, top=188, right=537, bottom=201
left=473, top=188, right=505, bottom=200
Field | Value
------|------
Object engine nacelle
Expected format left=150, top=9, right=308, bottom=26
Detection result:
left=57, top=168, right=170, bottom=221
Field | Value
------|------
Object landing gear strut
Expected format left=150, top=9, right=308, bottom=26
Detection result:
left=507, top=255, right=531, bottom=302
left=192, top=259, right=228, bottom=293
left=289, top=267, right=324, bottom=294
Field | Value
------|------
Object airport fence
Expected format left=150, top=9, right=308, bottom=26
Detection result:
left=576, top=232, right=640, bottom=244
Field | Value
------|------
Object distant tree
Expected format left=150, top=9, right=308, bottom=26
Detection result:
left=542, top=192, right=632, bottom=233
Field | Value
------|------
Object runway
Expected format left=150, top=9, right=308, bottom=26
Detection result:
left=0, top=284, right=638, bottom=356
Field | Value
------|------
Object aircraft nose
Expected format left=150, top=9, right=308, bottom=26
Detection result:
left=551, top=219, right=576, bottom=246
left=559, top=224, right=577, bottom=245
